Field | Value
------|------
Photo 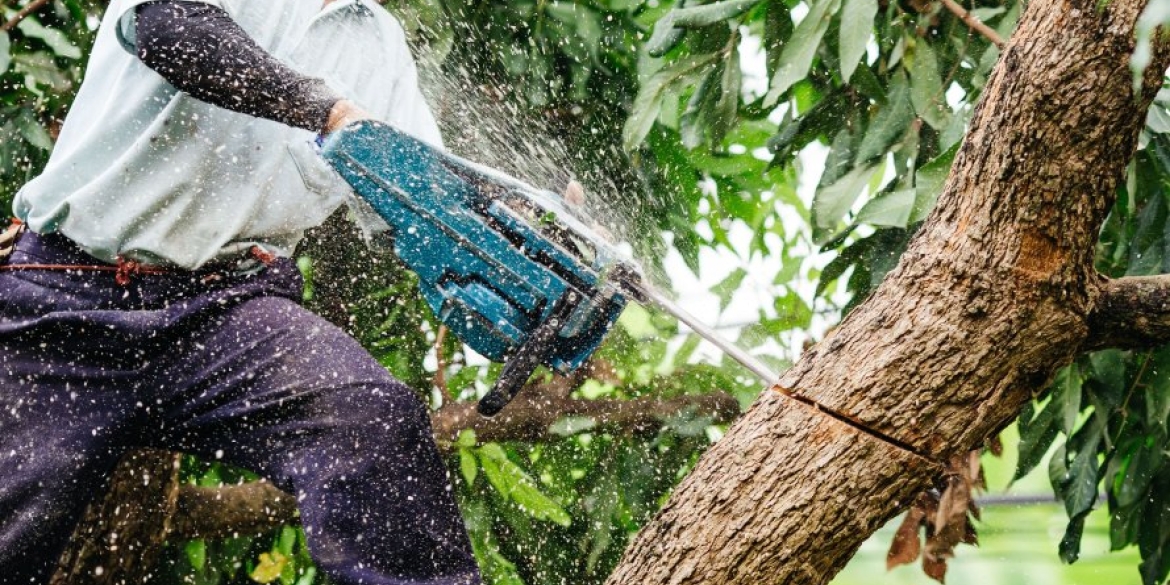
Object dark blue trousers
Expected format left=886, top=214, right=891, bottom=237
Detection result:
left=0, top=232, right=480, bottom=585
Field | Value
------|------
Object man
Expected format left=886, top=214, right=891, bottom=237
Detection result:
left=0, top=0, right=481, bottom=584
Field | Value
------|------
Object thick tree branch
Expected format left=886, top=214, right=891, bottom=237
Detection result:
left=171, top=481, right=299, bottom=539
left=152, top=391, right=741, bottom=542
left=607, top=1, right=1170, bottom=583
left=1086, top=275, right=1170, bottom=351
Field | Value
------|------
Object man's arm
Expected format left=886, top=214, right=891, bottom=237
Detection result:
left=135, top=1, right=366, bottom=134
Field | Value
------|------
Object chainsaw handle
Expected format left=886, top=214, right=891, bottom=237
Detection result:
left=476, top=350, right=543, bottom=417
left=477, top=296, right=574, bottom=417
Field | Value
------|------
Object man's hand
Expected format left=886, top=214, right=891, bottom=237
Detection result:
left=323, top=99, right=374, bottom=135
left=563, top=180, right=586, bottom=206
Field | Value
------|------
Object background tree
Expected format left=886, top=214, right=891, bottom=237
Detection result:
left=4, top=0, right=1170, bottom=584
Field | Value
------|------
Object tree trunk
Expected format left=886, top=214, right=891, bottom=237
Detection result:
left=606, top=1, right=1170, bottom=584
left=50, top=449, right=182, bottom=585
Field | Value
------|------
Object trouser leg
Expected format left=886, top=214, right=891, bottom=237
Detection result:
left=0, top=336, right=144, bottom=585
left=150, top=296, right=480, bottom=585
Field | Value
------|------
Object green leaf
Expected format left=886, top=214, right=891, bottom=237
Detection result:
left=646, top=0, right=760, bottom=57
left=912, top=142, right=959, bottom=223
left=764, top=0, right=842, bottom=106
left=679, top=37, right=741, bottom=149
left=15, top=110, right=52, bottom=151
left=278, top=526, right=297, bottom=557
left=856, top=71, right=913, bottom=162
left=1088, top=350, right=1128, bottom=409
left=1148, top=103, right=1170, bottom=135
left=1060, top=512, right=1089, bottom=564
left=0, top=32, right=10, bottom=76
left=772, top=254, right=802, bottom=285
left=456, top=428, right=477, bottom=449
left=710, top=267, right=747, bottom=312
left=1117, top=439, right=1161, bottom=508
left=812, top=163, right=878, bottom=240
left=294, top=567, right=317, bottom=585
left=908, top=40, right=946, bottom=129
left=673, top=334, right=702, bottom=367
left=479, top=445, right=515, bottom=493
left=1147, top=346, right=1170, bottom=434
left=773, top=290, right=813, bottom=329
left=479, top=443, right=572, bottom=527
left=1127, top=170, right=1170, bottom=276
left=1112, top=501, right=1142, bottom=551
left=1015, top=398, right=1062, bottom=481
left=838, top=0, right=876, bottom=83
left=1136, top=471, right=1170, bottom=585
left=1053, top=365, right=1083, bottom=436
left=763, top=0, right=793, bottom=80
left=624, top=53, right=718, bottom=150
left=855, top=188, right=915, bottom=228
left=459, top=447, right=479, bottom=485
left=767, top=92, right=847, bottom=163
left=969, top=6, right=1006, bottom=21
left=820, top=128, right=857, bottom=187
left=12, top=52, right=72, bottom=93
left=1062, top=437, right=1101, bottom=518
left=16, top=17, right=81, bottom=59
left=185, top=539, right=207, bottom=571
left=618, top=302, right=658, bottom=339
left=549, top=415, right=598, bottom=436
left=1050, top=414, right=1104, bottom=518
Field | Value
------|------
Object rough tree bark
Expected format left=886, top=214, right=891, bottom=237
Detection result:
left=606, top=1, right=1170, bottom=584
left=50, top=450, right=183, bottom=585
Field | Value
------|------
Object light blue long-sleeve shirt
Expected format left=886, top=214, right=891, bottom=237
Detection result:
left=15, top=0, right=443, bottom=269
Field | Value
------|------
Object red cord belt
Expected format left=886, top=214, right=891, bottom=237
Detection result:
left=0, top=221, right=277, bottom=286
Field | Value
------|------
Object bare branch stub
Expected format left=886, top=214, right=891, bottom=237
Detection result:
left=1086, top=275, right=1170, bottom=351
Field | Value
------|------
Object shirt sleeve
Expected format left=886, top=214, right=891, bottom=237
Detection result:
left=113, top=0, right=223, bottom=52
left=121, top=0, right=344, bottom=132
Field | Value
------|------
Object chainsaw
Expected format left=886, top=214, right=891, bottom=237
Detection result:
left=320, top=121, right=776, bottom=417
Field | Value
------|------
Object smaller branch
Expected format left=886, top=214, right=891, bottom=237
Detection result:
left=431, top=388, right=741, bottom=448
left=1085, top=275, right=1170, bottom=351
left=1, top=0, right=50, bottom=32
left=939, top=0, right=1005, bottom=49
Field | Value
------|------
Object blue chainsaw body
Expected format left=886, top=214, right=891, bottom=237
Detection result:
left=320, top=121, right=637, bottom=415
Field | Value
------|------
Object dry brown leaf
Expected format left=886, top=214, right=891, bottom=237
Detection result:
left=886, top=505, right=925, bottom=570
left=888, top=449, right=987, bottom=584
left=987, top=435, right=1004, bottom=457
left=923, top=553, right=948, bottom=583
left=962, top=517, right=978, bottom=546
left=927, top=454, right=977, bottom=559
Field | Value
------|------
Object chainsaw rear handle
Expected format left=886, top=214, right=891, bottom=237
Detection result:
left=477, top=296, right=575, bottom=417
